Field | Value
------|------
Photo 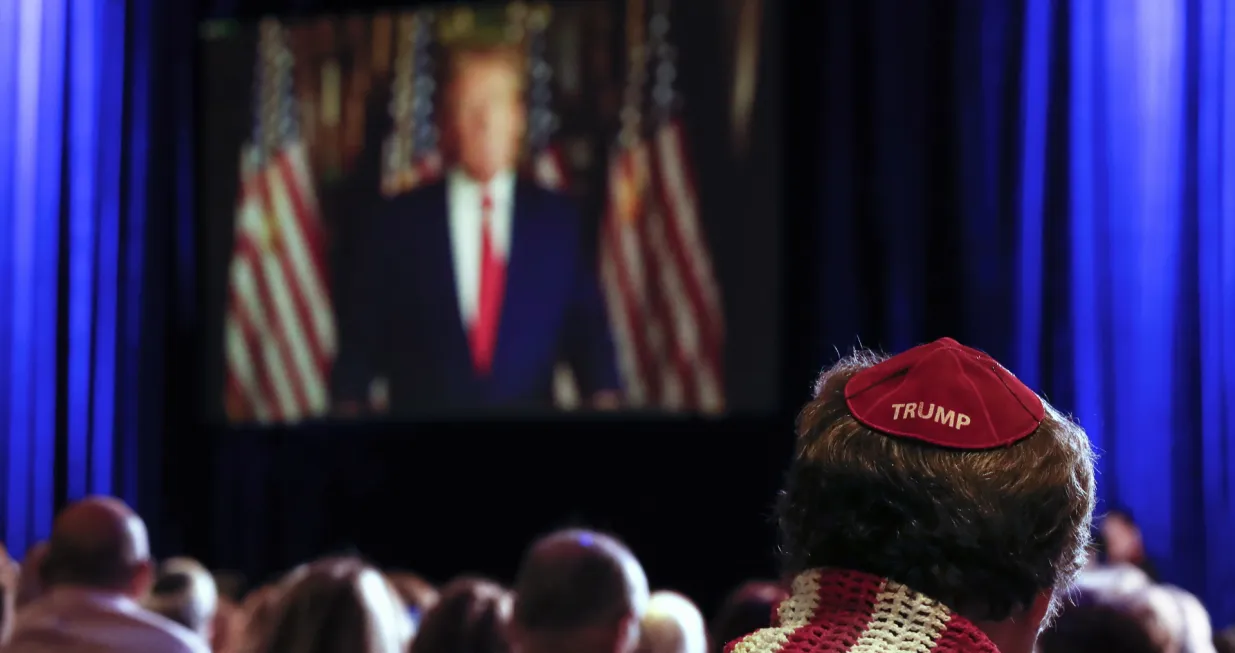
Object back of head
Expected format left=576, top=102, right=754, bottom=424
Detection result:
left=40, top=496, right=152, bottom=596
left=1157, top=585, right=1214, bottom=653
left=1038, top=590, right=1166, bottom=653
left=1215, top=626, right=1235, bottom=653
left=637, top=592, right=707, bottom=653
left=512, top=530, right=649, bottom=653
left=1114, top=587, right=1187, bottom=653
left=411, top=577, right=511, bottom=653
left=144, top=557, right=219, bottom=637
left=387, top=571, right=441, bottom=620
left=258, top=557, right=411, bottom=653
left=15, top=541, right=48, bottom=608
left=709, top=582, right=786, bottom=652
left=777, top=343, right=1097, bottom=621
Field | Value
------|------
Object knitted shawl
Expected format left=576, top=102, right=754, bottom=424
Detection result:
left=724, top=569, right=1001, bottom=653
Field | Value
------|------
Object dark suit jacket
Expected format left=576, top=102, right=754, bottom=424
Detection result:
left=332, top=179, right=620, bottom=415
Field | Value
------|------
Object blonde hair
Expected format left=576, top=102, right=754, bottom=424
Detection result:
left=144, top=557, right=219, bottom=636
left=441, top=45, right=527, bottom=97
left=638, top=592, right=707, bottom=653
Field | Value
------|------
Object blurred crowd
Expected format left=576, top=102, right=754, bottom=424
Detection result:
left=2, top=340, right=1233, bottom=653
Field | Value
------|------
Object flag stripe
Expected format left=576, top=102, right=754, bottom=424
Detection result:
left=229, top=249, right=298, bottom=420
left=647, top=128, right=723, bottom=410
left=268, top=152, right=336, bottom=361
left=225, top=25, right=335, bottom=424
left=253, top=168, right=327, bottom=413
left=598, top=122, right=725, bottom=413
left=636, top=202, right=697, bottom=409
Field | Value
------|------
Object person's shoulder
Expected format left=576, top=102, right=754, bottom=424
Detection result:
left=137, top=613, right=210, bottom=653
left=114, top=601, right=209, bottom=653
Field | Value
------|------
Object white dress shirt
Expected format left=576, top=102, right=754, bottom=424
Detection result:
left=446, top=168, right=516, bottom=329
left=3, top=588, right=209, bottom=653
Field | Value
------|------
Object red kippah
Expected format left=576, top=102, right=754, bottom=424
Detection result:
left=844, top=338, right=1045, bottom=449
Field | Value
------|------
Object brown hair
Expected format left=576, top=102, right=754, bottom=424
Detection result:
left=387, top=571, right=440, bottom=613
left=255, top=557, right=410, bottom=653
left=776, top=349, right=1096, bottom=621
left=411, top=577, right=511, bottom=653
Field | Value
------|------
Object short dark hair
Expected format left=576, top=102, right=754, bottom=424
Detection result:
left=1038, top=594, right=1165, bottom=653
left=776, top=350, right=1096, bottom=621
left=1214, top=626, right=1235, bottom=653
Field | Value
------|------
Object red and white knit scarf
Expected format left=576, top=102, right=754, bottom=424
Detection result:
left=724, top=569, right=1001, bottom=653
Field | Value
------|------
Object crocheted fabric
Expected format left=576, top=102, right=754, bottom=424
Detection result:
left=724, top=569, right=1000, bottom=653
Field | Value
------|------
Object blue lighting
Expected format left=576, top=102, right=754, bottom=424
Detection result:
left=0, top=0, right=154, bottom=553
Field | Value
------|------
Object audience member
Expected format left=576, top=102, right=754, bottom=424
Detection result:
left=143, top=557, right=218, bottom=641
left=410, top=577, right=510, bottom=653
left=1214, top=627, right=1235, bottom=653
left=1099, top=509, right=1161, bottom=582
left=637, top=591, right=706, bottom=653
left=510, top=529, right=649, bottom=653
left=232, top=584, right=281, bottom=653
left=387, top=570, right=441, bottom=632
left=1, top=496, right=208, bottom=653
left=737, top=339, right=1096, bottom=653
left=255, top=556, right=411, bottom=653
left=709, top=581, right=786, bottom=653
left=13, top=543, right=48, bottom=610
left=1158, top=586, right=1216, bottom=653
left=1038, top=590, right=1164, bottom=653
left=0, top=545, right=18, bottom=645
left=1117, top=586, right=1187, bottom=653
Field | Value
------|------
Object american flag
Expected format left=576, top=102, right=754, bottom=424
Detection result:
left=224, top=21, right=336, bottom=424
left=600, top=121, right=724, bottom=413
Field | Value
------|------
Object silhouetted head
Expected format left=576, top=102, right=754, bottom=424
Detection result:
left=144, top=557, right=219, bottom=639
left=709, top=582, right=786, bottom=652
left=40, top=496, right=153, bottom=599
left=511, top=530, right=649, bottom=653
left=411, top=577, right=510, bottom=653
left=257, top=557, right=411, bottom=653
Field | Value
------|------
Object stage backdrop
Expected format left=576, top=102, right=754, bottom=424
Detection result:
left=2, top=0, right=1234, bottom=630
left=801, top=0, right=1235, bottom=627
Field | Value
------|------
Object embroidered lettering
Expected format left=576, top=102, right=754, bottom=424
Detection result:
left=890, top=402, right=970, bottom=429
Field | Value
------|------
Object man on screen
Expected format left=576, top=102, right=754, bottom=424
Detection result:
left=332, top=44, right=620, bottom=416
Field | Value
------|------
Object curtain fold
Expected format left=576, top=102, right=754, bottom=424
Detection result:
left=813, top=0, right=1235, bottom=627
left=0, top=0, right=163, bottom=557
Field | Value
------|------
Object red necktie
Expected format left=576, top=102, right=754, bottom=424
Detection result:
left=470, top=189, right=506, bottom=375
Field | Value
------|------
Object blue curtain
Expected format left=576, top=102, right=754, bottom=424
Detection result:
left=810, top=0, right=1235, bottom=627
left=0, top=0, right=171, bottom=559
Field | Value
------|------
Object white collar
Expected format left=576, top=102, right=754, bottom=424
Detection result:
left=447, top=167, right=516, bottom=204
